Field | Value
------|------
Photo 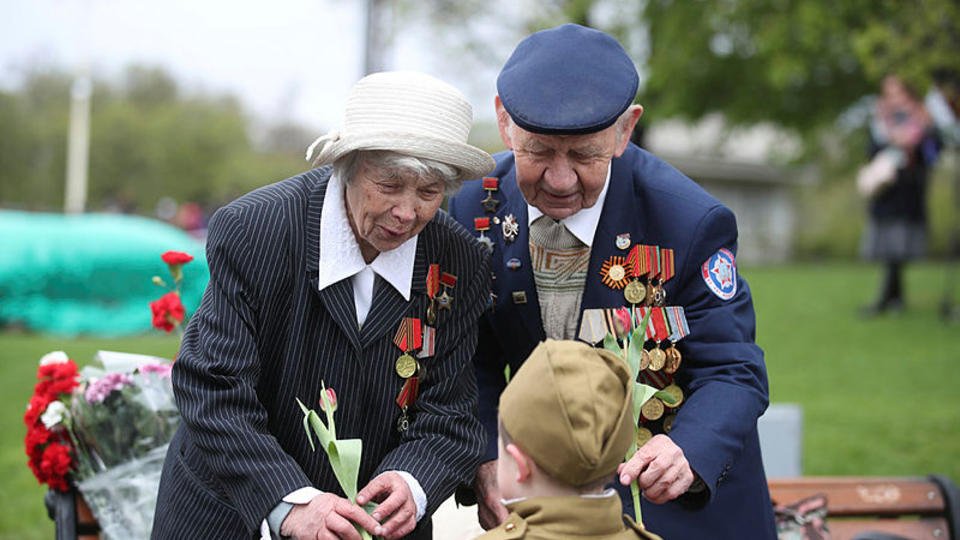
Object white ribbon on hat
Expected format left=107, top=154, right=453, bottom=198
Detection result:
left=305, top=130, right=341, bottom=164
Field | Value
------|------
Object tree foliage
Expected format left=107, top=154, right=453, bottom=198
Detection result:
left=403, top=0, right=960, bottom=133
left=0, top=65, right=306, bottom=213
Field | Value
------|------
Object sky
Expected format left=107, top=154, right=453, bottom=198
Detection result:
left=0, top=0, right=503, bottom=133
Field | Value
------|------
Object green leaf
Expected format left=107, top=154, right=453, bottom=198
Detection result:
left=654, top=389, right=678, bottom=406
left=326, top=438, right=363, bottom=501
left=602, top=333, right=622, bottom=357
left=626, top=327, right=645, bottom=376
left=632, top=383, right=659, bottom=423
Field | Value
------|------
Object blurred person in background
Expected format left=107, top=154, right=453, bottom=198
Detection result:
left=152, top=71, right=494, bottom=540
left=858, top=74, right=942, bottom=316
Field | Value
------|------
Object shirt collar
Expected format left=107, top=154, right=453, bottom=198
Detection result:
left=526, top=161, right=611, bottom=247
left=318, top=173, right=417, bottom=300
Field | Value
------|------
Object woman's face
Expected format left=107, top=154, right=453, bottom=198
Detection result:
left=344, top=161, right=446, bottom=262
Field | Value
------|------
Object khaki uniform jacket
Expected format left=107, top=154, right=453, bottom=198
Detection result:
left=476, top=494, right=662, bottom=540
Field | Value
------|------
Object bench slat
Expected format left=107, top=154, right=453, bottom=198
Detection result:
left=827, top=517, right=951, bottom=540
left=769, top=477, right=946, bottom=516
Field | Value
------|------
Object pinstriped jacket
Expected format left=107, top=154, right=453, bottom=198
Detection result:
left=152, top=168, right=489, bottom=539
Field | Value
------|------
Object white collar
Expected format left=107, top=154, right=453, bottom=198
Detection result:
left=526, top=162, right=611, bottom=247
left=318, top=173, right=417, bottom=300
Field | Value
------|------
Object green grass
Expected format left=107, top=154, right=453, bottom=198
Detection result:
left=1, top=262, right=958, bottom=538
left=0, top=334, right=179, bottom=540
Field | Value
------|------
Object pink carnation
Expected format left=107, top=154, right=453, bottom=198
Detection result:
left=84, top=373, right=134, bottom=403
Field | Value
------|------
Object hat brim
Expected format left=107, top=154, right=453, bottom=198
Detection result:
left=314, top=132, right=495, bottom=182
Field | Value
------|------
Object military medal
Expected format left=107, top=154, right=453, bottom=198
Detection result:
left=418, top=325, right=436, bottom=359
left=664, top=306, right=689, bottom=374
left=616, top=233, right=631, bottom=250
left=395, top=376, right=419, bottom=432
left=661, top=384, right=684, bottom=408
left=662, top=413, right=676, bottom=434
left=641, top=397, right=664, bottom=421
left=624, top=245, right=647, bottom=304
left=425, top=264, right=440, bottom=325
left=481, top=177, right=500, bottom=213
left=648, top=347, right=666, bottom=371
left=474, top=217, right=494, bottom=252
left=643, top=245, right=661, bottom=305
left=393, top=317, right=422, bottom=378
left=600, top=256, right=631, bottom=290
left=636, top=426, right=653, bottom=447
left=639, top=348, right=651, bottom=371
left=578, top=309, right=607, bottom=345
left=501, top=214, right=519, bottom=243
left=437, top=272, right=457, bottom=311
left=654, top=248, right=675, bottom=306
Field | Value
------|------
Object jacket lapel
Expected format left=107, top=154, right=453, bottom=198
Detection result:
left=306, top=169, right=363, bottom=350
left=493, top=169, right=545, bottom=343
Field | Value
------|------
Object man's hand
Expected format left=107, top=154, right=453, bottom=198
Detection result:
left=617, top=435, right=695, bottom=504
left=279, top=492, right=381, bottom=540
left=474, top=460, right=509, bottom=530
left=356, top=472, right=417, bottom=540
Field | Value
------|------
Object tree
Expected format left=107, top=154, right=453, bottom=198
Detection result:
left=403, top=0, right=960, bottom=134
left=0, top=64, right=306, bottom=213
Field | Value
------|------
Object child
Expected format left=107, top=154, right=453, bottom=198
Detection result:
left=477, top=340, right=662, bottom=540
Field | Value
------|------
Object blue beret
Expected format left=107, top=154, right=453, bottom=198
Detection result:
left=497, top=24, right=639, bottom=135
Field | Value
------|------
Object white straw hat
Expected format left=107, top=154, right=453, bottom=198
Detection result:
left=306, top=71, right=495, bottom=181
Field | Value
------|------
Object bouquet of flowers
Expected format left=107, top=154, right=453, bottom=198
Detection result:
left=24, top=350, right=179, bottom=539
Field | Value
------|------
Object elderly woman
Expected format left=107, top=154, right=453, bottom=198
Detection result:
left=153, top=72, right=495, bottom=540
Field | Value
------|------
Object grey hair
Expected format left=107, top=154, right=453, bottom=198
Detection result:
left=333, top=150, right=462, bottom=194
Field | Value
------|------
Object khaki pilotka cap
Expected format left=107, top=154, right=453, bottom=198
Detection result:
left=499, top=339, right=635, bottom=487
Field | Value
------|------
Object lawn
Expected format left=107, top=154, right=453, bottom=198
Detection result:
left=1, top=262, right=958, bottom=539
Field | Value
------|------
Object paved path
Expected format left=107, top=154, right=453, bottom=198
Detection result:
left=431, top=496, right=485, bottom=539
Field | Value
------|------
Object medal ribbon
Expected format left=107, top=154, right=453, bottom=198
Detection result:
left=440, top=272, right=458, bottom=289
left=646, top=245, right=660, bottom=279
left=395, top=376, right=420, bottom=409
left=482, top=177, right=499, bottom=190
left=670, top=306, right=690, bottom=339
left=651, top=308, right=669, bottom=341
left=393, top=317, right=423, bottom=353
left=426, top=264, right=440, bottom=299
left=627, top=245, right=643, bottom=278
left=660, top=249, right=675, bottom=283
left=474, top=217, right=490, bottom=231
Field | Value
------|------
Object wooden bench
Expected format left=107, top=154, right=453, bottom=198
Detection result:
left=769, top=476, right=960, bottom=540
left=47, top=476, right=960, bottom=539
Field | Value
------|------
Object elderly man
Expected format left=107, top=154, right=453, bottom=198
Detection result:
left=449, top=24, right=776, bottom=539
left=153, top=71, right=494, bottom=540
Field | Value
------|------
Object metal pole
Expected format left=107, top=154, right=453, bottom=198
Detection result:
left=64, top=74, right=92, bottom=214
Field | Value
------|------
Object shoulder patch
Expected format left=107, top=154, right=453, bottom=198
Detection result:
left=701, top=248, right=737, bottom=301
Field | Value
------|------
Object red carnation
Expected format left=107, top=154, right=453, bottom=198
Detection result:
left=161, top=251, right=194, bottom=265
left=24, top=394, right=52, bottom=427
left=34, top=361, right=79, bottom=400
left=150, top=292, right=186, bottom=332
left=39, top=443, right=73, bottom=492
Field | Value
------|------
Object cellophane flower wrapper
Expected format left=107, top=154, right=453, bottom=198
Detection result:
left=70, top=357, right=180, bottom=540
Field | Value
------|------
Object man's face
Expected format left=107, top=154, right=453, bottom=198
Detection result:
left=344, top=160, right=445, bottom=262
left=496, top=100, right=641, bottom=220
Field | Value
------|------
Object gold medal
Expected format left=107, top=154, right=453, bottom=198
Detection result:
left=636, top=426, right=653, bottom=448
left=624, top=280, right=646, bottom=304
left=639, top=348, right=651, bottom=371
left=644, top=283, right=656, bottom=306
left=641, top=397, right=664, bottom=421
left=664, top=346, right=682, bottom=374
left=648, top=348, right=666, bottom=371
left=395, top=353, right=418, bottom=379
left=662, top=413, right=677, bottom=433
left=661, top=384, right=684, bottom=408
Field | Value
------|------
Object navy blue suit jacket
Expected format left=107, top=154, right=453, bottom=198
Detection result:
left=449, top=144, right=776, bottom=539
left=152, top=168, right=488, bottom=539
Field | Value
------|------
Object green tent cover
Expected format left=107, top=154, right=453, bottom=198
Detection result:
left=0, top=210, right=209, bottom=336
